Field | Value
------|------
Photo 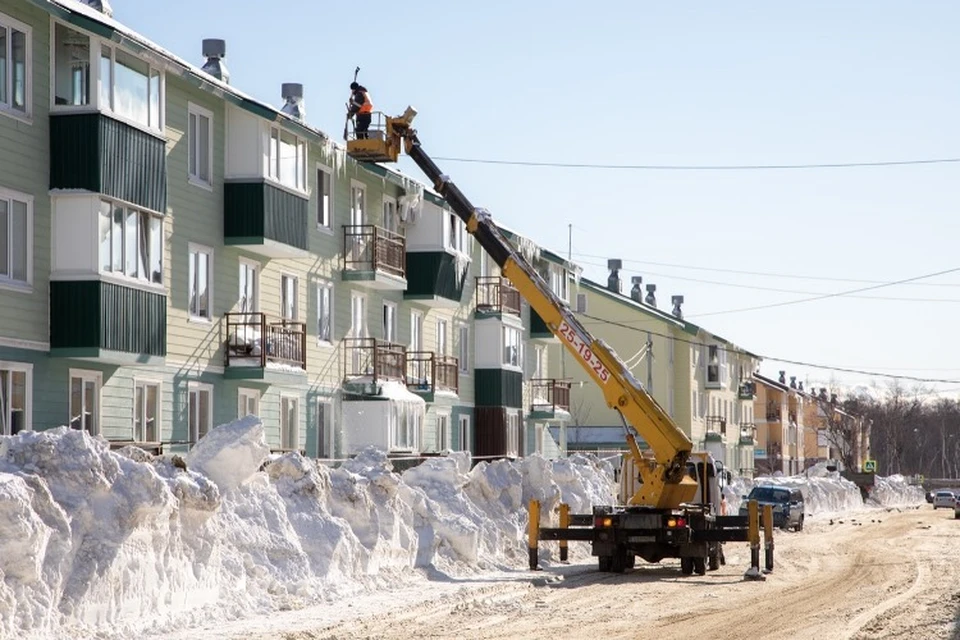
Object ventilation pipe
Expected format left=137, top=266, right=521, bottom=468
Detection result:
left=790, top=376, right=797, bottom=389
left=671, top=295, right=684, bottom=319
left=778, top=370, right=786, bottom=384
left=201, top=39, right=230, bottom=84
left=281, top=83, right=305, bottom=120
left=607, top=259, right=622, bottom=294
left=630, top=276, right=643, bottom=303
left=645, top=284, right=657, bottom=307
left=79, top=0, right=113, bottom=15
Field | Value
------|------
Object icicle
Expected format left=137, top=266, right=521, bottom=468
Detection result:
left=399, top=182, right=424, bottom=224
left=514, top=235, right=541, bottom=263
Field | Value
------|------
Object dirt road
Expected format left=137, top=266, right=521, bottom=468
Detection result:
left=197, top=506, right=959, bottom=640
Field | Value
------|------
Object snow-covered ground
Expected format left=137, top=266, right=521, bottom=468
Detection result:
left=0, top=419, right=923, bottom=639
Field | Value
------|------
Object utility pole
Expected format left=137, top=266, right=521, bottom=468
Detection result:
left=561, top=223, right=572, bottom=380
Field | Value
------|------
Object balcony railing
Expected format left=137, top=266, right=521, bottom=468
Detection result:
left=224, top=312, right=306, bottom=369
left=475, top=276, right=521, bottom=316
left=766, top=402, right=782, bottom=422
left=406, top=352, right=459, bottom=394
left=739, top=422, right=757, bottom=443
left=343, top=337, right=406, bottom=382
left=705, top=415, right=727, bottom=436
left=529, top=378, right=572, bottom=413
left=342, top=224, right=406, bottom=278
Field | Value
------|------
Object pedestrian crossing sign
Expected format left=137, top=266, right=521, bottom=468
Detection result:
left=863, top=459, right=877, bottom=473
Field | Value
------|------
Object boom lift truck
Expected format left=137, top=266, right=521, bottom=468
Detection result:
left=345, top=108, right=762, bottom=577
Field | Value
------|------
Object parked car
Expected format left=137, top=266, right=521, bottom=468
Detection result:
left=739, top=485, right=805, bottom=531
left=933, top=491, right=955, bottom=509
left=925, top=490, right=935, bottom=504
left=955, top=497, right=960, bottom=520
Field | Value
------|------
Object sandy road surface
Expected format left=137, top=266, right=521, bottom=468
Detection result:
left=181, top=506, right=960, bottom=640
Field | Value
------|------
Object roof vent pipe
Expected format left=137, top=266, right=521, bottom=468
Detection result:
left=607, top=259, right=622, bottom=294
left=79, top=0, right=113, bottom=16
left=630, top=276, right=643, bottom=303
left=671, top=295, right=684, bottom=319
left=201, top=39, right=230, bottom=84
left=281, top=83, right=305, bottom=120
left=645, top=284, right=657, bottom=307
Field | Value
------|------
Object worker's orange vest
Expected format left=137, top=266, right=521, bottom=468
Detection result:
left=359, top=92, right=373, bottom=114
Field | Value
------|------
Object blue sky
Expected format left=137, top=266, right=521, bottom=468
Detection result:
left=113, top=0, right=960, bottom=396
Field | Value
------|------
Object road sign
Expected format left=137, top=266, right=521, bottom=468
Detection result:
left=863, top=459, right=877, bottom=473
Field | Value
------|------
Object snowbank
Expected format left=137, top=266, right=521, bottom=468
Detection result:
left=0, top=420, right=616, bottom=639
left=868, top=474, right=926, bottom=507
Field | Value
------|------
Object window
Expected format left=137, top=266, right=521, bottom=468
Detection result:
left=706, top=345, right=728, bottom=387
left=281, top=274, right=298, bottom=321
left=0, top=13, right=30, bottom=116
left=316, top=281, right=333, bottom=344
left=238, top=388, right=259, bottom=418
left=391, top=402, right=421, bottom=451
left=436, top=319, right=447, bottom=356
left=383, top=197, right=398, bottom=234
left=54, top=23, right=89, bottom=107
left=268, top=126, right=307, bottom=191
left=99, top=200, right=162, bottom=284
left=409, top=309, right=424, bottom=379
left=316, top=399, right=332, bottom=458
left=437, top=413, right=450, bottom=451
left=0, top=362, right=30, bottom=435
left=188, top=244, right=212, bottom=320
left=69, top=369, right=100, bottom=434
left=382, top=301, right=397, bottom=343
left=350, top=292, right=367, bottom=338
left=503, top=325, right=520, bottom=367
left=549, top=264, right=568, bottom=302
left=280, top=395, right=299, bottom=450
left=458, top=414, right=471, bottom=451
left=0, top=189, right=31, bottom=287
left=458, top=325, right=469, bottom=374
left=239, top=259, right=259, bottom=313
left=188, top=103, right=212, bottom=186
left=350, top=183, right=365, bottom=226
left=531, top=345, right=545, bottom=380
left=133, top=380, right=160, bottom=442
left=506, top=411, right=519, bottom=457
left=317, top=165, right=332, bottom=229
left=188, top=382, right=212, bottom=444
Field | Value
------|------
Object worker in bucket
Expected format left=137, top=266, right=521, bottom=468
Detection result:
left=348, top=82, right=373, bottom=139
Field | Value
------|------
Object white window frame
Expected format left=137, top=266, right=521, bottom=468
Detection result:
left=0, top=186, right=33, bottom=291
left=349, top=291, right=368, bottom=339
left=267, top=125, right=307, bottom=192
left=436, top=319, right=447, bottom=356
left=187, top=102, right=213, bottom=189
left=506, top=410, right=520, bottom=457
left=0, top=361, right=31, bottom=435
left=188, top=381, right=213, bottom=445
left=188, top=243, right=213, bottom=321
left=316, top=398, right=333, bottom=458
left=0, top=12, right=32, bottom=121
left=437, top=411, right=451, bottom=451
left=458, top=324, right=469, bottom=375
left=133, top=378, right=161, bottom=442
left=238, top=257, right=259, bottom=313
left=458, top=414, right=470, bottom=451
left=50, top=21, right=165, bottom=132
left=382, top=195, right=398, bottom=234
left=316, top=162, right=333, bottom=232
left=316, top=280, right=334, bottom=345
left=68, top=368, right=101, bottom=435
left=502, top=325, right=521, bottom=368
left=280, top=272, right=299, bottom=321
left=382, top=301, right=397, bottom=343
left=280, top=394, right=299, bottom=451
left=350, top=180, right=366, bottom=227
left=99, top=199, right=164, bottom=288
left=238, top=387, right=259, bottom=418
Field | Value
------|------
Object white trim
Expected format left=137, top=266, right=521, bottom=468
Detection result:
left=436, top=409, right=451, bottom=451
left=238, top=387, right=259, bottom=418
left=132, top=377, right=162, bottom=441
left=0, top=11, right=33, bottom=121
left=0, top=185, right=34, bottom=287
left=349, top=179, right=366, bottom=226
left=458, top=324, right=469, bottom=375
left=382, top=300, right=397, bottom=343
left=0, top=359, right=32, bottom=435
left=315, top=279, right=334, bottom=346
left=315, top=397, right=333, bottom=458
left=187, top=381, right=214, bottom=444
left=266, top=124, right=308, bottom=194
left=349, top=290, right=368, bottom=338
left=165, top=359, right=225, bottom=376
left=381, top=194, right=398, bottom=234
left=187, top=101, right=214, bottom=189
left=51, top=190, right=165, bottom=217
left=0, top=337, right=49, bottom=351
left=279, top=271, right=299, bottom=321
left=238, top=256, right=260, bottom=313
left=279, top=393, right=300, bottom=450
left=458, top=413, right=471, bottom=451
left=315, top=161, right=334, bottom=232
left=50, top=271, right=166, bottom=296
left=187, top=242, right=214, bottom=322
left=68, top=368, right=102, bottom=435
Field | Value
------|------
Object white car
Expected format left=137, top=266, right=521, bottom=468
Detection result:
left=933, top=491, right=955, bottom=509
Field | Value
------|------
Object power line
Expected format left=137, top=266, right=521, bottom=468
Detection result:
left=687, top=266, right=960, bottom=318
left=432, top=156, right=960, bottom=171
left=577, top=312, right=960, bottom=385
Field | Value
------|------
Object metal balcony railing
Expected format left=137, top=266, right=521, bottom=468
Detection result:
left=475, top=276, right=521, bottom=316
left=529, top=378, right=572, bottom=413
left=406, top=352, right=459, bottom=394
left=342, top=224, right=406, bottom=278
left=343, top=337, right=406, bottom=383
left=766, top=401, right=782, bottom=422
left=705, top=415, right=727, bottom=436
left=224, top=312, right=306, bottom=370
left=739, top=422, right=757, bottom=442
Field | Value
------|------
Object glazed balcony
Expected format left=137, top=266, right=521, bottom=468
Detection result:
left=343, top=338, right=407, bottom=387
left=739, top=422, right=757, bottom=445
left=404, top=251, right=468, bottom=308
left=224, top=181, right=309, bottom=258
left=529, top=308, right=558, bottom=342
left=341, top=225, right=407, bottom=290
left=406, top=352, right=459, bottom=401
left=475, top=276, right=521, bottom=317
left=704, top=415, right=727, bottom=441
left=529, top=378, right=572, bottom=419
left=224, top=312, right=307, bottom=381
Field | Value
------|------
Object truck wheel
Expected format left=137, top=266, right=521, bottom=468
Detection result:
left=693, top=557, right=706, bottom=576
left=598, top=555, right=612, bottom=572
left=611, top=549, right=627, bottom=574
left=795, top=516, right=804, bottom=532
left=708, top=548, right=720, bottom=571
left=680, top=557, right=694, bottom=575
left=626, top=554, right=636, bottom=569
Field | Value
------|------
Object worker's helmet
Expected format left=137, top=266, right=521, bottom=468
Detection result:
left=350, top=82, right=359, bottom=90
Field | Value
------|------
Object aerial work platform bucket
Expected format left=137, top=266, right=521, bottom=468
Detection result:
left=346, top=111, right=401, bottom=163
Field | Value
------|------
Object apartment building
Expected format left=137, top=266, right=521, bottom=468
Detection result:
left=753, top=372, right=805, bottom=475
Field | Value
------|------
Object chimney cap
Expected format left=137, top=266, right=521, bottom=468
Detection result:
left=282, top=83, right=304, bottom=100
left=202, top=38, right=226, bottom=59
left=671, top=295, right=684, bottom=304
left=607, top=258, right=622, bottom=271
left=646, top=284, right=656, bottom=292
left=630, top=276, right=643, bottom=285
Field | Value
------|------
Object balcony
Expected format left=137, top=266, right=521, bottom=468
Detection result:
left=406, top=352, right=459, bottom=401
left=341, top=225, right=407, bottom=290
left=404, top=251, right=468, bottom=307
left=529, top=308, right=558, bottom=342
left=738, top=381, right=756, bottom=400
left=739, top=422, right=757, bottom=445
left=766, top=402, right=782, bottom=422
left=224, top=181, right=309, bottom=258
left=224, top=313, right=307, bottom=382
left=475, top=276, right=521, bottom=317
left=704, top=415, right=727, bottom=442
left=342, top=338, right=407, bottom=393
left=528, top=379, right=572, bottom=419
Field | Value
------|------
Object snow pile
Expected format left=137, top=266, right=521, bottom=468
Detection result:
left=0, top=419, right=616, bottom=639
left=868, top=474, right=925, bottom=507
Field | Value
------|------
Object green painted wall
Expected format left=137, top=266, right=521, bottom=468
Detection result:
left=223, top=181, right=309, bottom=251
left=404, top=251, right=466, bottom=302
left=474, top=368, right=522, bottom=408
